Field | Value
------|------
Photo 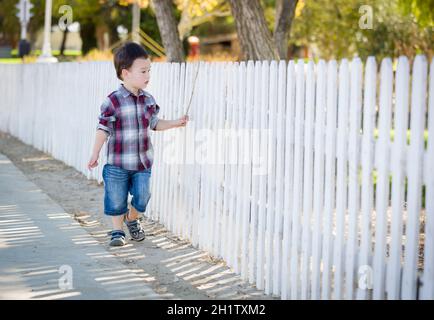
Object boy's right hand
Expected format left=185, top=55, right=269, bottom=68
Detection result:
left=87, top=153, right=99, bottom=170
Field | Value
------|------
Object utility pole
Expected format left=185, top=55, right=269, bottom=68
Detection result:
left=37, top=0, right=58, bottom=63
left=16, top=0, right=33, bottom=58
left=132, top=1, right=141, bottom=44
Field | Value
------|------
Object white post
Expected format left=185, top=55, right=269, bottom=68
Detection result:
left=132, top=1, right=140, bottom=44
left=20, top=23, right=27, bottom=40
left=38, top=0, right=57, bottom=63
left=16, top=0, right=33, bottom=40
left=15, top=0, right=33, bottom=62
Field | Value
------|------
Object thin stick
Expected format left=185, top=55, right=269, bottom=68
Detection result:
left=185, top=62, right=200, bottom=116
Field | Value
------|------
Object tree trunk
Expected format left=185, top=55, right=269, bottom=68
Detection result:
left=80, top=22, right=97, bottom=55
left=228, top=0, right=278, bottom=61
left=152, top=0, right=185, bottom=62
left=274, top=0, right=298, bottom=59
left=95, top=23, right=109, bottom=51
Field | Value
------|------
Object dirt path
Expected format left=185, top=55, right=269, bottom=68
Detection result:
left=0, top=131, right=275, bottom=300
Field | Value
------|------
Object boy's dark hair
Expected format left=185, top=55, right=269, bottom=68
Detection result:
left=113, top=42, right=149, bottom=80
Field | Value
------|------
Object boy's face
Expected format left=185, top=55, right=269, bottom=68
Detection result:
left=122, top=57, right=151, bottom=89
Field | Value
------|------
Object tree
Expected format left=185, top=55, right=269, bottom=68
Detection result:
left=274, top=0, right=298, bottom=58
left=289, top=0, right=433, bottom=60
left=398, top=0, right=434, bottom=28
left=24, top=0, right=128, bottom=55
left=175, top=0, right=231, bottom=40
left=228, top=0, right=278, bottom=60
left=72, top=0, right=126, bottom=54
left=152, top=0, right=185, bottom=62
left=227, top=0, right=299, bottom=60
left=0, top=0, right=21, bottom=47
left=151, top=0, right=232, bottom=62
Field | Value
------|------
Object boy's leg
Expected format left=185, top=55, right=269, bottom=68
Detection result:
left=112, top=215, right=125, bottom=230
left=102, top=164, right=130, bottom=245
left=128, top=167, right=152, bottom=219
left=127, top=205, right=140, bottom=221
left=111, top=215, right=126, bottom=246
left=124, top=168, right=151, bottom=241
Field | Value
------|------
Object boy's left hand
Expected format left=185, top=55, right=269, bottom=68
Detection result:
left=176, top=115, right=189, bottom=127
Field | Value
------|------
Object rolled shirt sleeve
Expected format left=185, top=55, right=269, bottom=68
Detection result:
left=149, top=104, right=160, bottom=131
left=96, top=97, right=116, bottom=135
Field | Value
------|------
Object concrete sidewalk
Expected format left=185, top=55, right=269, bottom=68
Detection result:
left=0, top=153, right=164, bottom=300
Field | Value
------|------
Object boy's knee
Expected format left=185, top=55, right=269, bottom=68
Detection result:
left=104, top=196, right=128, bottom=216
left=131, top=193, right=151, bottom=213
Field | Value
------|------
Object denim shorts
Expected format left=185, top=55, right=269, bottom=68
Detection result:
left=102, top=163, right=152, bottom=216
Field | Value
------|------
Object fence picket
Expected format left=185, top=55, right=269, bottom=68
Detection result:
left=402, top=55, right=428, bottom=299
left=421, top=58, right=434, bottom=300
left=289, top=60, right=305, bottom=299
left=333, top=59, right=350, bottom=299
left=301, top=61, right=315, bottom=299
left=345, top=58, right=363, bottom=300
left=248, top=61, right=263, bottom=285
left=387, top=57, right=409, bottom=299
left=273, top=60, right=287, bottom=296
left=280, top=60, right=296, bottom=300
left=256, top=61, right=270, bottom=290
left=373, top=58, right=393, bottom=299
left=265, top=60, right=278, bottom=294
left=311, top=60, right=327, bottom=299
left=357, top=57, right=377, bottom=300
left=240, top=61, right=254, bottom=281
left=321, top=60, right=338, bottom=300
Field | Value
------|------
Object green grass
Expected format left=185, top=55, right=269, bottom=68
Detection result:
left=0, top=58, right=23, bottom=64
left=1, top=49, right=83, bottom=64
left=9, top=49, right=82, bottom=57
left=373, top=128, right=429, bottom=148
left=362, top=166, right=426, bottom=209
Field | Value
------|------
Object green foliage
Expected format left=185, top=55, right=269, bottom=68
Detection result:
left=398, top=0, right=434, bottom=28
left=289, top=0, right=433, bottom=60
left=0, top=0, right=20, bottom=46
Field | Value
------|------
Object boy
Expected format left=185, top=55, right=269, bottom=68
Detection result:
left=88, top=42, right=188, bottom=246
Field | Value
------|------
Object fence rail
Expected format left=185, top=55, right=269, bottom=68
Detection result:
left=0, top=56, right=432, bottom=300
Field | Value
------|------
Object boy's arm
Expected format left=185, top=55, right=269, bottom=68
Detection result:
left=88, top=96, right=116, bottom=170
left=154, top=115, right=189, bottom=131
left=92, top=129, right=109, bottom=155
left=88, top=129, right=108, bottom=169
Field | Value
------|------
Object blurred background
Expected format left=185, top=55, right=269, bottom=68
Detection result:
left=0, top=0, right=432, bottom=64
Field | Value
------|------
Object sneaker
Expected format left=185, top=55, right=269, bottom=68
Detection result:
left=110, top=230, right=126, bottom=246
left=124, top=213, right=146, bottom=241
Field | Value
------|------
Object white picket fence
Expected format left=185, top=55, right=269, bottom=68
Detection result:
left=0, top=56, right=433, bottom=300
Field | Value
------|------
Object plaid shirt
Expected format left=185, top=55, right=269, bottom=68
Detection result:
left=96, top=84, right=160, bottom=171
